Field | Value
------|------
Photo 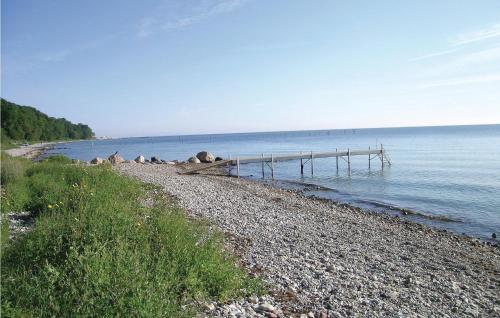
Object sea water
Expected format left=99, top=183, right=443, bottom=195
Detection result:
left=48, top=124, right=500, bottom=240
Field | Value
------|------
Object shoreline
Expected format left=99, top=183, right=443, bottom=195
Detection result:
left=116, top=162, right=500, bottom=317
left=3, top=140, right=82, bottom=159
left=4, top=141, right=60, bottom=159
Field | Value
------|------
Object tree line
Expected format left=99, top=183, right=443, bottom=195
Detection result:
left=1, top=99, right=94, bottom=142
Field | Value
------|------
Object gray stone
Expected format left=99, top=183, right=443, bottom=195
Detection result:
left=188, top=156, right=201, bottom=164
left=257, top=303, right=275, bottom=313
left=196, top=151, right=215, bottom=163
left=135, top=155, right=145, bottom=163
left=90, top=157, right=104, bottom=164
left=108, top=152, right=124, bottom=165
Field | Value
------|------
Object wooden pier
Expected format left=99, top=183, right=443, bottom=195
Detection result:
left=180, top=144, right=391, bottom=178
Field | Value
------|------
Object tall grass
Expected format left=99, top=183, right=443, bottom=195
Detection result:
left=1, top=157, right=261, bottom=317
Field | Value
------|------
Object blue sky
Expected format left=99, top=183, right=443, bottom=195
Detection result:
left=2, top=0, right=500, bottom=137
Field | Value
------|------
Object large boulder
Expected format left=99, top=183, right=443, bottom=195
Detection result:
left=151, top=156, right=161, bottom=163
left=215, top=156, right=224, bottom=161
left=135, top=155, right=145, bottom=163
left=188, top=156, right=201, bottom=163
left=108, top=152, right=124, bottom=165
left=196, top=151, right=215, bottom=163
left=90, top=157, right=104, bottom=164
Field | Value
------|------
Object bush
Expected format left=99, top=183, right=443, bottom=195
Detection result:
left=1, top=158, right=262, bottom=317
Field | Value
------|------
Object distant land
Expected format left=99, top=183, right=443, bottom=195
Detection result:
left=1, top=99, right=94, bottom=143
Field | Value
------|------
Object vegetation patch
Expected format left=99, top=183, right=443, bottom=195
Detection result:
left=1, top=155, right=262, bottom=317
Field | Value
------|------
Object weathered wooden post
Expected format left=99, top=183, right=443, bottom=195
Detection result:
left=368, top=146, right=371, bottom=169
left=347, top=148, right=351, bottom=175
left=236, top=157, right=240, bottom=178
left=261, top=153, right=265, bottom=179
left=300, top=152, right=304, bottom=175
left=310, top=151, right=314, bottom=175
left=336, top=148, right=339, bottom=173
left=381, top=144, right=384, bottom=170
left=271, top=153, right=274, bottom=179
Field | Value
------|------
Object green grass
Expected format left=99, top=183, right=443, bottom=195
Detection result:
left=1, top=155, right=262, bottom=317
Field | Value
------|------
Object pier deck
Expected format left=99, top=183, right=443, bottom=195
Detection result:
left=180, top=145, right=391, bottom=177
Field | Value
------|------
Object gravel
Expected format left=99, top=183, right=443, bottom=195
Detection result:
left=2, top=211, right=34, bottom=239
left=117, top=163, right=500, bottom=317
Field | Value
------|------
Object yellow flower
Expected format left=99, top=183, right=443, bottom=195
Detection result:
left=48, top=204, right=53, bottom=209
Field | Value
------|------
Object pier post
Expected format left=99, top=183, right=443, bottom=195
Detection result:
left=310, top=151, right=314, bottom=175
left=336, top=148, right=339, bottom=173
left=381, top=144, right=384, bottom=170
left=271, top=153, right=274, bottom=179
left=368, top=146, right=371, bottom=169
left=300, top=152, right=304, bottom=175
left=237, top=157, right=240, bottom=178
left=261, top=153, right=265, bottom=179
left=347, top=148, right=351, bottom=175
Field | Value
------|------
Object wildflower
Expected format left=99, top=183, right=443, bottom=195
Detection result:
left=48, top=204, right=53, bottom=209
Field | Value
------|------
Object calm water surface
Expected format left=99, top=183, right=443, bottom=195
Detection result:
left=48, top=125, right=500, bottom=240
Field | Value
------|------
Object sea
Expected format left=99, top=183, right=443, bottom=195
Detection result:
left=47, top=124, right=500, bottom=240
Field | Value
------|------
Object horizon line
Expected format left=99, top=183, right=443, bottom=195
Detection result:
left=101, top=123, right=500, bottom=140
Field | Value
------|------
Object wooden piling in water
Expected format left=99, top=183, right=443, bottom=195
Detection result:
left=381, top=144, right=384, bottom=170
left=237, top=157, right=240, bottom=178
left=261, top=153, right=265, bottom=179
left=310, top=151, right=314, bottom=175
left=336, top=148, right=339, bottom=173
left=347, top=148, right=351, bottom=175
left=271, top=153, right=274, bottom=179
left=368, top=146, right=371, bottom=169
left=300, top=152, right=304, bottom=175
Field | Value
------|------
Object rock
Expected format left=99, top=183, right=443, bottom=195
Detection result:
left=72, top=159, right=81, bottom=164
left=256, top=303, right=275, bottom=313
left=151, top=156, right=160, bottom=163
left=215, top=156, right=224, bottom=161
left=196, top=151, right=215, bottom=163
left=108, top=152, right=124, bottom=165
left=165, top=161, right=176, bottom=165
left=493, top=233, right=497, bottom=239
left=265, top=313, right=277, bottom=318
left=124, top=160, right=135, bottom=164
left=203, top=303, right=215, bottom=311
left=249, top=296, right=259, bottom=304
left=188, top=156, right=201, bottom=164
left=135, top=155, right=145, bottom=163
left=90, top=157, right=104, bottom=164
left=464, top=307, right=479, bottom=317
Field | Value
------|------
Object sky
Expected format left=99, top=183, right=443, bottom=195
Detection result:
left=2, top=0, right=500, bottom=137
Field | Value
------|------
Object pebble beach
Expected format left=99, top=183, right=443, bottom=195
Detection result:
left=116, top=162, right=500, bottom=317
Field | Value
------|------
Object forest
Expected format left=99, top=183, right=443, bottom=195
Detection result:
left=1, top=99, right=94, bottom=142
